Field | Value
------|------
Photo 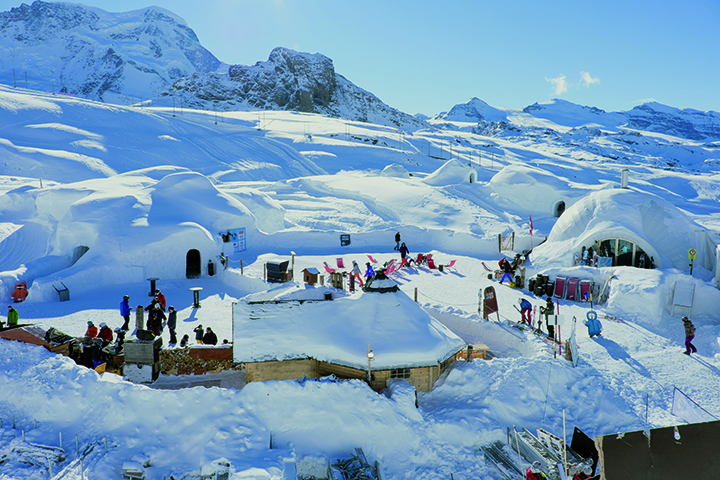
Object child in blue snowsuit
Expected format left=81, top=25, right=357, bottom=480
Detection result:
left=584, top=311, right=602, bottom=338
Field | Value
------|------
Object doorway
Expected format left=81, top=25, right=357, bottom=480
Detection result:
left=186, top=249, right=201, bottom=279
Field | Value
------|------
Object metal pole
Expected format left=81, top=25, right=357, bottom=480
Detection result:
left=414, top=287, right=418, bottom=302
left=563, top=409, right=568, bottom=478
left=241, top=258, right=244, bottom=275
left=513, top=426, right=523, bottom=478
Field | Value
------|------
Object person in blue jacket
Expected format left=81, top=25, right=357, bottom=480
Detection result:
left=119, top=294, right=131, bottom=330
left=584, top=311, right=603, bottom=338
left=518, top=298, right=532, bottom=325
left=365, top=262, right=375, bottom=282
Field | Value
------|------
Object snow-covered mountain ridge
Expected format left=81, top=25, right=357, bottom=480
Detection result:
left=160, top=47, right=428, bottom=131
left=0, top=0, right=221, bottom=102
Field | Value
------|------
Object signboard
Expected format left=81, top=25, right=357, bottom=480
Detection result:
left=688, top=248, right=697, bottom=260
left=482, top=286, right=499, bottom=321
left=340, top=234, right=351, bottom=247
left=225, top=228, right=246, bottom=253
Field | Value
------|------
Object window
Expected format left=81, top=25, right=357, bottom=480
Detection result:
left=390, top=368, right=410, bottom=379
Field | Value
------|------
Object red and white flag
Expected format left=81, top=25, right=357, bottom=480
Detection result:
left=529, top=214, right=533, bottom=236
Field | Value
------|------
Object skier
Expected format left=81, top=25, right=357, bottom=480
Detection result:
left=682, top=316, right=697, bottom=355
left=119, top=294, right=131, bottom=330
left=518, top=297, right=532, bottom=325
left=394, top=232, right=401, bottom=251
left=526, top=461, right=547, bottom=480
left=581, top=246, right=588, bottom=266
left=584, top=311, right=602, bottom=338
left=7, top=305, right=19, bottom=327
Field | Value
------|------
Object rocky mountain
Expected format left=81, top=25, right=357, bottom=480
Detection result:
left=433, top=97, right=509, bottom=123
left=161, top=47, right=428, bottom=131
left=0, top=0, right=220, bottom=102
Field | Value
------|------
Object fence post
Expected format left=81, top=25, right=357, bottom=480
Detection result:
left=241, top=259, right=244, bottom=275
left=414, top=288, right=418, bottom=302
left=498, top=234, right=502, bottom=253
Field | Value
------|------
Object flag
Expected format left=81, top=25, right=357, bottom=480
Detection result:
left=529, top=214, right=533, bottom=236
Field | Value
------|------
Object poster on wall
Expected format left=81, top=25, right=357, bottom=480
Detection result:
left=223, top=228, right=246, bottom=253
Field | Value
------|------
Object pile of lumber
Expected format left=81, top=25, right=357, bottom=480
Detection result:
left=159, top=348, right=242, bottom=376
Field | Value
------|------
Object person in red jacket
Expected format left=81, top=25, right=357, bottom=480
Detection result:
left=155, top=289, right=166, bottom=311
left=97, top=322, right=113, bottom=346
left=85, top=321, right=98, bottom=338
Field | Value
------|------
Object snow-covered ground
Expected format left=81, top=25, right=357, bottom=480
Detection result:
left=0, top=85, right=719, bottom=480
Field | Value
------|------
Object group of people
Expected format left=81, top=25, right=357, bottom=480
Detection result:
left=192, top=324, right=218, bottom=345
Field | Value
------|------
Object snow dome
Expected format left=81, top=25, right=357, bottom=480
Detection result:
left=380, top=163, right=410, bottom=178
left=0, top=168, right=259, bottom=300
left=530, top=188, right=717, bottom=272
left=422, top=159, right=477, bottom=185
left=488, top=164, right=589, bottom=217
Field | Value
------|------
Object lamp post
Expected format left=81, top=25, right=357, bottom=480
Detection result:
left=367, top=342, right=374, bottom=385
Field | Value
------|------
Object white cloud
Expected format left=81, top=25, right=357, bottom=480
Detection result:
left=545, top=75, right=568, bottom=96
left=580, top=71, right=600, bottom=87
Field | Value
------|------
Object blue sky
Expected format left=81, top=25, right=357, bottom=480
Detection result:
left=3, top=0, right=719, bottom=115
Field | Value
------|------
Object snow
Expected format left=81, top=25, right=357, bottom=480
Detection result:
left=0, top=85, right=719, bottom=480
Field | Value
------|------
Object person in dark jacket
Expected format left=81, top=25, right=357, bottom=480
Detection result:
left=193, top=324, right=204, bottom=344
left=499, top=257, right=513, bottom=284
left=167, top=306, right=177, bottom=345
left=114, top=327, right=126, bottom=351
left=394, top=232, right=401, bottom=251
left=682, top=316, right=697, bottom=355
left=119, top=295, right=131, bottom=330
left=540, top=296, right=555, bottom=339
left=203, top=327, right=218, bottom=345
left=398, top=242, right=410, bottom=260
left=147, top=303, right=166, bottom=336
left=180, top=334, right=189, bottom=347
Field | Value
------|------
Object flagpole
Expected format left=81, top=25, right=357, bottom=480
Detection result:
left=529, top=214, right=534, bottom=249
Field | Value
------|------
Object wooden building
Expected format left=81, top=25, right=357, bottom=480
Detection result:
left=233, top=283, right=466, bottom=392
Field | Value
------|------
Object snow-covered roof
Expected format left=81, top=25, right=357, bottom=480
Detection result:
left=531, top=188, right=717, bottom=272
left=232, top=284, right=466, bottom=370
